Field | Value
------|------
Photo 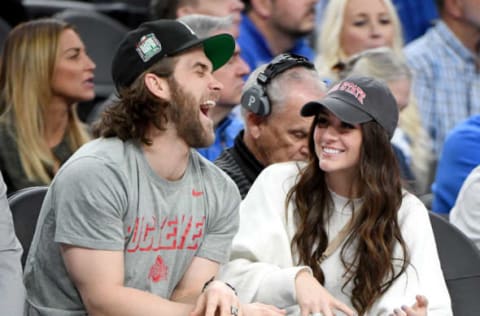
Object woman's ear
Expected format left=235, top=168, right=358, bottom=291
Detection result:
left=144, top=73, right=170, bottom=100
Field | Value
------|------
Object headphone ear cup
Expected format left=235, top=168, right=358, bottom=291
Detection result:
left=241, top=84, right=270, bottom=116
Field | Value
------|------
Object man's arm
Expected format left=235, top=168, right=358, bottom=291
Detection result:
left=172, top=256, right=242, bottom=316
left=172, top=255, right=286, bottom=316
left=61, top=245, right=195, bottom=316
left=170, top=256, right=220, bottom=303
left=62, top=246, right=244, bottom=316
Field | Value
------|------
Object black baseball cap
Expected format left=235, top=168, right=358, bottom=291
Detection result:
left=301, top=75, right=398, bottom=139
left=111, top=19, right=235, bottom=90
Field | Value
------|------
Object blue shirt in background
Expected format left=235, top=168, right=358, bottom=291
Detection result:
left=392, top=0, right=438, bottom=43
left=432, top=115, right=480, bottom=214
left=238, top=13, right=315, bottom=73
left=197, top=113, right=244, bottom=162
left=404, top=21, right=480, bottom=157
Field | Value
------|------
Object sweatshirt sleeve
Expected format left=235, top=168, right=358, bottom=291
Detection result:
left=219, top=163, right=310, bottom=308
left=369, top=193, right=453, bottom=315
left=450, top=166, right=480, bottom=249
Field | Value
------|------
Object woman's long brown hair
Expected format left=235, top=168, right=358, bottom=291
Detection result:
left=287, top=118, right=409, bottom=315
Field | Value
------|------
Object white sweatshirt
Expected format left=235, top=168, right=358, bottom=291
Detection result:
left=220, top=162, right=452, bottom=315
left=450, top=165, right=480, bottom=250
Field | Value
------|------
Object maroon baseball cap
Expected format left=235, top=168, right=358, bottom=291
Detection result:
left=301, top=75, right=398, bottom=139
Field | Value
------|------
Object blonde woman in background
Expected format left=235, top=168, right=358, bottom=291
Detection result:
left=315, top=0, right=403, bottom=82
left=315, top=0, right=434, bottom=194
left=0, top=18, right=94, bottom=194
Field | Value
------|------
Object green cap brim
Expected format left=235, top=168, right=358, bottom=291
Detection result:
left=203, top=33, right=235, bottom=71
left=170, top=33, right=235, bottom=71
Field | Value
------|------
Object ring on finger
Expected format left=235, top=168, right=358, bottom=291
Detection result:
left=310, top=313, right=323, bottom=316
left=230, top=305, right=239, bottom=316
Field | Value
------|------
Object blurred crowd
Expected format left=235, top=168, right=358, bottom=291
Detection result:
left=1, top=0, right=479, bottom=315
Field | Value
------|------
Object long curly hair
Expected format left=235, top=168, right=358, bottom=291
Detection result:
left=93, top=57, right=177, bottom=145
left=287, top=118, right=409, bottom=315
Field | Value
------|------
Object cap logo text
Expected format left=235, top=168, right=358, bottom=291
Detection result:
left=329, top=81, right=366, bottom=104
left=136, top=33, right=162, bottom=62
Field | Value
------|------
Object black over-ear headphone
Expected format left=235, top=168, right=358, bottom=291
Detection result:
left=240, top=53, right=314, bottom=116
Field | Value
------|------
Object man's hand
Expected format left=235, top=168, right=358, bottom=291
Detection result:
left=190, top=280, right=240, bottom=316
left=295, top=269, right=355, bottom=316
left=391, top=295, right=428, bottom=316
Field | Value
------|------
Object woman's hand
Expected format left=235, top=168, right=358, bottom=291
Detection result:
left=295, top=269, right=355, bottom=316
left=242, top=302, right=287, bottom=315
left=391, top=295, right=428, bottom=316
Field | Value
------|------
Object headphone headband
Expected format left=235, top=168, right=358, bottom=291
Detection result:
left=241, top=53, right=315, bottom=116
left=259, top=53, right=314, bottom=85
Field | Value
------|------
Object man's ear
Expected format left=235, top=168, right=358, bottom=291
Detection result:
left=144, top=73, right=170, bottom=99
left=250, top=0, right=273, bottom=18
left=176, top=5, right=195, bottom=17
left=245, top=112, right=266, bottom=139
left=444, top=0, right=462, bottom=18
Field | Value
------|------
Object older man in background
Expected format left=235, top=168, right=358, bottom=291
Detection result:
left=238, top=0, right=318, bottom=72
left=215, top=53, right=326, bottom=198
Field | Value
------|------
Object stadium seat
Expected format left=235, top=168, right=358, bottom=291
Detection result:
left=8, top=186, right=48, bottom=267
left=429, top=212, right=480, bottom=316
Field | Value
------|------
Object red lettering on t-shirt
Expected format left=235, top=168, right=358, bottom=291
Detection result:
left=126, top=216, right=143, bottom=253
left=140, top=216, right=156, bottom=251
left=187, top=216, right=205, bottom=250
left=126, top=215, right=206, bottom=253
left=178, top=216, right=193, bottom=249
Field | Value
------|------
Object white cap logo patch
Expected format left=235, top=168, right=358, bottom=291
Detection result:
left=136, top=33, right=162, bottom=62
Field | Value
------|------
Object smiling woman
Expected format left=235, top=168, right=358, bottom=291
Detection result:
left=0, top=18, right=93, bottom=194
left=220, top=76, right=452, bottom=316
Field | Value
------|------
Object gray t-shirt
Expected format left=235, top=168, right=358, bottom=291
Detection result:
left=23, top=138, right=241, bottom=315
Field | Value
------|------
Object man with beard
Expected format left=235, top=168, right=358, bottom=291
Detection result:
left=23, top=20, right=285, bottom=316
left=238, top=0, right=318, bottom=72
left=179, top=14, right=250, bottom=161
